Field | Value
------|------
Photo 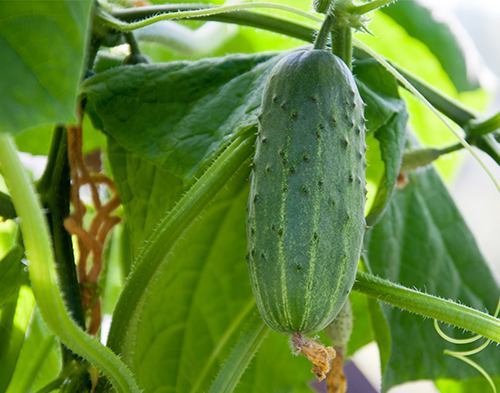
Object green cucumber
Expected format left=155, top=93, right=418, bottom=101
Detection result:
left=247, top=49, right=366, bottom=335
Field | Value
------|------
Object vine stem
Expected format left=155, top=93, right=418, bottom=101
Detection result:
left=353, top=271, right=500, bottom=344
left=330, top=14, right=352, bottom=69
left=313, top=13, right=335, bottom=50
left=0, top=135, right=140, bottom=393
left=97, top=2, right=322, bottom=32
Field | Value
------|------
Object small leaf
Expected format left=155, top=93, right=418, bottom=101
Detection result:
left=0, top=1, right=93, bottom=134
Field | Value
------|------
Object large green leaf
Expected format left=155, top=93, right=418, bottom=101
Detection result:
left=83, top=53, right=279, bottom=182
left=381, top=0, right=480, bottom=92
left=365, top=167, right=500, bottom=391
left=0, top=0, right=93, bottom=134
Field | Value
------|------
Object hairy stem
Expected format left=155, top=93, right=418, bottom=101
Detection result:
left=108, top=4, right=319, bottom=43
left=98, top=3, right=321, bottom=32
left=37, top=126, right=86, bottom=365
left=330, top=15, right=352, bottom=69
left=0, top=135, right=140, bottom=393
left=354, top=271, right=500, bottom=343
left=314, top=13, right=335, bottom=50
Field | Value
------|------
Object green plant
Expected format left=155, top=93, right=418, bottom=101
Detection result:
left=1, top=0, right=500, bottom=392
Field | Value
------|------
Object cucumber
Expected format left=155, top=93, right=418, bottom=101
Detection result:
left=246, top=49, right=366, bottom=335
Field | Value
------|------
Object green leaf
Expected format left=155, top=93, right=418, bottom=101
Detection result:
left=5, top=308, right=61, bottom=393
left=367, top=297, right=391, bottom=375
left=0, top=191, right=16, bottom=220
left=83, top=52, right=279, bottom=182
left=0, top=245, right=23, bottom=308
left=365, top=166, right=500, bottom=391
left=380, top=0, right=480, bottom=92
left=121, top=168, right=255, bottom=391
left=354, top=56, right=408, bottom=224
left=0, top=1, right=93, bottom=134
left=87, top=50, right=406, bottom=221
left=104, top=132, right=256, bottom=370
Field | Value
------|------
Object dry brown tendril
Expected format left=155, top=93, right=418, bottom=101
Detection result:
left=64, top=120, right=121, bottom=337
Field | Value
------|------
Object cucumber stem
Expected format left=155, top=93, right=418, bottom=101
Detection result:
left=314, top=13, right=335, bottom=50
left=124, top=32, right=141, bottom=56
left=330, top=17, right=352, bottom=69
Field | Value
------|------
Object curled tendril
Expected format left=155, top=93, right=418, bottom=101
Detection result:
left=433, top=304, right=499, bottom=393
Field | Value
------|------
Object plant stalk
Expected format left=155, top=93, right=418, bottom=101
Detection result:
left=331, top=16, right=352, bottom=69
left=354, top=271, right=500, bottom=344
left=109, top=4, right=318, bottom=43
left=37, top=126, right=86, bottom=365
left=314, top=13, right=335, bottom=50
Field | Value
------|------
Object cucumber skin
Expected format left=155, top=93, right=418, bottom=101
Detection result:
left=247, top=50, right=367, bottom=335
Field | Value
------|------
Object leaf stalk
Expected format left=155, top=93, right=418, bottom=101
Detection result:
left=354, top=271, right=500, bottom=344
